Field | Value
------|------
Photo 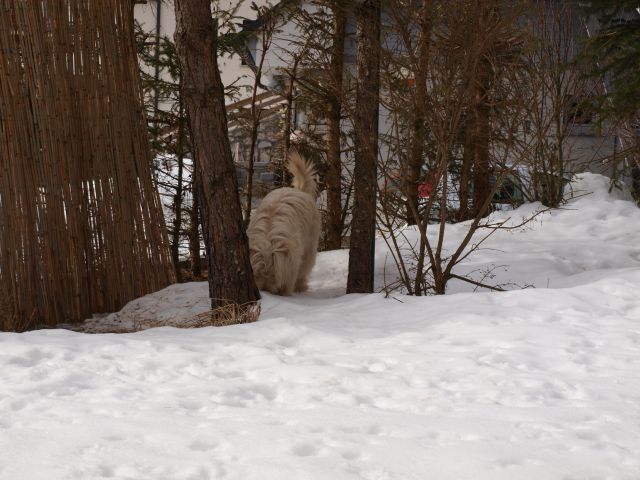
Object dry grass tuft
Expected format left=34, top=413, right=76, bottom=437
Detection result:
left=193, top=301, right=261, bottom=327
left=136, top=301, right=262, bottom=330
left=61, top=300, right=261, bottom=334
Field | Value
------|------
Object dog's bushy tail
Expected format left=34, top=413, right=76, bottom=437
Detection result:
left=288, top=150, right=318, bottom=198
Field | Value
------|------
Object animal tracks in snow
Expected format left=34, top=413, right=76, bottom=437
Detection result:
left=2, top=174, right=640, bottom=479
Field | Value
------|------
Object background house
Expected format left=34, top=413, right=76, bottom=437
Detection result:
left=134, top=1, right=635, bottom=198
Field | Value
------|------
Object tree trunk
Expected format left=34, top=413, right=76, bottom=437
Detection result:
left=189, top=163, right=202, bottom=278
left=280, top=58, right=299, bottom=188
left=282, top=75, right=293, bottom=183
left=243, top=30, right=269, bottom=227
left=174, top=0, right=260, bottom=310
left=171, top=153, right=184, bottom=282
left=404, top=6, right=430, bottom=226
left=347, top=0, right=381, bottom=294
left=171, top=97, right=186, bottom=283
left=325, top=1, right=347, bottom=250
left=471, top=59, right=492, bottom=218
left=458, top=117, right=474, bottom=221
left=189, top=163, right=207, bottom=278
left=244, top=116, right=260, bottom=226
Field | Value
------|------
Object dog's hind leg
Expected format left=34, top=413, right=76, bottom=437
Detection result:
left=272, top=244, right=301, bottom=296
left=294, top=249, right=317, bottom=293
left=294, top=277, right=308, bottom=293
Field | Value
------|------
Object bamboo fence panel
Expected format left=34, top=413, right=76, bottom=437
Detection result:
left=0, top=0, right=175, bottom=331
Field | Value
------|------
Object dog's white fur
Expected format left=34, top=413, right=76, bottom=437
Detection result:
left=247, top=151, right=321, bottom=295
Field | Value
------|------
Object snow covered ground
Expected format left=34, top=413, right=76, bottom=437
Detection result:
left=1, top=173, right=640, bottom=479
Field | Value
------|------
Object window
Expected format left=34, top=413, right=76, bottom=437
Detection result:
left=564, top=95, right=594, bottom=126
left=240, top=18, right=259, bottom=66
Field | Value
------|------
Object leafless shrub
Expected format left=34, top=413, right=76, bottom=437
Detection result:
left=378, top=0, right=549, bottom=295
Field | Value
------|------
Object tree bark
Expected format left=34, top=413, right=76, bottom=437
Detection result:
left=458, top=116, right=474, bottom=221
left=280, top=56, right=300, bottom=188
left=347, top=0, right=381, bottom=294
left=189, top=163, right=202, bottom=278
left=174, top=0, right=260, bottom=308
left=404, top=5, right=430, bottom=226
left=471, top=58, right=492, bottom=218
left=171, top=151, right=184, bottom=282
left=171, top=96, right=186, bottom=283
left=243, top=25, right=271, bottom=226
left=325, top=1, right=347, bottom=250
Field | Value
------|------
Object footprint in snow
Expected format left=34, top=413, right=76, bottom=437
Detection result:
left=292, top=443, right=319, bottom=457
left=7, top=348, right=53, bottom=367
left=10, top=398, right=27, bottom=411
left=179, top=398, right=204, bottom=412
left=189, top=439, right=219, bottom=452
left=341, top=449, right=362, bottom=461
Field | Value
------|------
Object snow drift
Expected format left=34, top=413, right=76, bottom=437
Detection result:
left=1, top=173, right=639, bottom=480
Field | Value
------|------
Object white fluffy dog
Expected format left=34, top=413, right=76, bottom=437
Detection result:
left=247, top=150, right=321, bottom=295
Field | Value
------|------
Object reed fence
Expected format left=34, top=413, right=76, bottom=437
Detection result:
left=0, top=0, right=175, bottom=331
